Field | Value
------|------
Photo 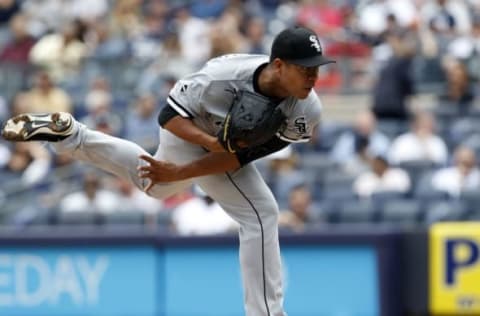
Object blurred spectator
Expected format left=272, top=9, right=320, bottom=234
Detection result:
left=0, top=93, right=7, bottom=121
left=124, top=93, right=160, bottom=154
left=65, top=0, right=108, bottom=25
left=59, top=172, right=120, bottom=214
left=146, top=0, right=169, bottom=19
left=371, top=30, right=416, bottom=120
left=0, top=13, right=35, bottom=64
left=29, top=19, right=88, bottom=81
left=190, top=0, right=228, bottom=19
left=321, top=5, right=371, bottom=90
left=4, top=142, right=51, bottom=186
left=243, top=16, right=269, bottom=55
left=313, top=61, right=342, bottom=91
left=447, top=13, right=480, bottom=56
left=330, top=109, right=390, bottom=164
left=388, top=111, right=448, bottom=165
left=85, top=20, right=130, bottom=60
left=431, top=145, right=480, bottom=197
left=341, top=134, right=373, bottom=177
left=108, top=0, right=143, bottom=39
left=113, top=177, right=163, bottom=214
left=51, top=151, right=84, bottom=176
left=438, top=58, right=474, bottom=111
left=259, top=147, right=307, bottom=207
left=209, top=6, right=248, bottom=58
left=136, top=30, right=192, bottom=97
left=418, top=0, right=471, bottom=57
left=36, top=153, right=87, bottom=213
left=424, top=0, right=457, bottom=35
left=296, top=0, right=344, bottom=42
left=447, top=14, right=480, bottom=80
left=356, top=0, right=416, bottom=44
left=420, top=0, right=471, bottom=35
left=0, top=0, right=20, bottom=25
left=386, top=0, right=417, bottom=31
left=9, top=90, right=30, bottom=114
left=21, top=0, right=68, bottom=36
left=376, top=13, right=408, bottom=48
left=130, top=8, right=168, bottom=61
left=279, top=184, right=322, bottom=232
left=353, top=155, right=411, bottom=198
left=172, top=187, right=238, bottom=236
left=25, top=71, right=72, bottom=113
left=81, top=77, right=122, bottom=136
left=257, top=0, right=283, bottom=13
left=174, top=4, right=212, bottom=68
left=356, top=0, right=389, bottom=43
left=0, top=139, right=11, bottom=169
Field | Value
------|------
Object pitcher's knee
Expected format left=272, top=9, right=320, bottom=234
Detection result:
left=260, top=202, right=280, bottom=227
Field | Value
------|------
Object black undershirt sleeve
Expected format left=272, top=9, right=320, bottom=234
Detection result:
left=157, top=105, right=183, bottom=127
left=235, top=136, right=290, bottom=166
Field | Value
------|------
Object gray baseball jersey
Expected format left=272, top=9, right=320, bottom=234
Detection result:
left=166, top=54, right=322, bottom=144
left=50, top=54, right=325, bottom=316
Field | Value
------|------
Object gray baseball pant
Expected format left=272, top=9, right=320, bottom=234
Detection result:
left=52, top=120, right=286, bottom=316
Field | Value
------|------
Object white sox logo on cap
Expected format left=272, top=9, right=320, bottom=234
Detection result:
left=309, top=35, right=321, bottom=52
left=271, top=26, right=335, bottom=67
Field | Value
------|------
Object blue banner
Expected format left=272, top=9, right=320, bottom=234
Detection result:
left=0, top=246, right=159, bottom=316
left=163, top=245, right=378, bottom=316
left=0, top=242, right=381, bottom=316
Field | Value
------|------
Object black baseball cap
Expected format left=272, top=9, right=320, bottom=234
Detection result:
left=271, top=27, right=336, bottom=67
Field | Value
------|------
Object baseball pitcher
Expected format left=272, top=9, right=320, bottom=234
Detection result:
left=2, top=27, right=335, bottom=316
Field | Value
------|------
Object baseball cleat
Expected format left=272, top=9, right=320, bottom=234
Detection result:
left=1, top=112, right=74, bottom=142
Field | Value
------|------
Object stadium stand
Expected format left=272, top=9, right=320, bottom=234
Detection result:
left=0, top=0, right=480, bottom=234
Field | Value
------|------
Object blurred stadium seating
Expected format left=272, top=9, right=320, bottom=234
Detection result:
left=0, top=0, right=480, bottom=234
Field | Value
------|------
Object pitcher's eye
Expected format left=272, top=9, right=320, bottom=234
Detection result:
left=296, top=65, right=318, bottom=76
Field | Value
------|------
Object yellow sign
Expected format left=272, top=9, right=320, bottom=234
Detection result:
left=430, top=222, right=480, bottom=314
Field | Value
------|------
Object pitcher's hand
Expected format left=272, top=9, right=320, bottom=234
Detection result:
left=138, top=155, right=182, bottom=192
left=205, top=137, right=226, bottom=152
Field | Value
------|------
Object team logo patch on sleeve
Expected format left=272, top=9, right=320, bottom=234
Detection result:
left=294, top=117, right=307, bottom=134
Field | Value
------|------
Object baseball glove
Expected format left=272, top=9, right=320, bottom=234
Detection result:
left=217, top=89, right=286, bottom=153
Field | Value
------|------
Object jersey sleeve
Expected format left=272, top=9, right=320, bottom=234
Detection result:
left=276, top=91, right=322, bottom=143
left=166, top=73, right=210, bottom=119
left=235, top=136, right=290, bottom=166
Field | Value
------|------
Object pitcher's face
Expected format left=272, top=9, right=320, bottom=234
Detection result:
left=278, top=61, right=319, bottom=99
